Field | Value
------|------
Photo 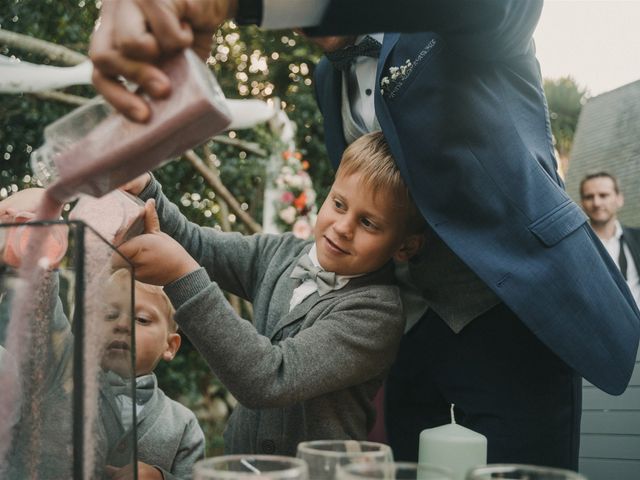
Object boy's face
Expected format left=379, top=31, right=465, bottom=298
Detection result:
left=102, top=279, right=179, bottom=377
left=132, top=285, right=179, bottom=376
left=314, top=171, right=411, bottom=275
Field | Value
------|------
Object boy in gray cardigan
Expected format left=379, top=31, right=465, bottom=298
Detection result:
left=120, top=131, right=425, bottom=455
left=101, top=272, right=205, bottom=480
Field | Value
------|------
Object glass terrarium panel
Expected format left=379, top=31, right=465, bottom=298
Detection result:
left=0, top=220, right=137, bottom=479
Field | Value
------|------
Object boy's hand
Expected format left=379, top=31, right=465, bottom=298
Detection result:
left=121, top=173, right=152, bottom=197
left=116, top=199, right=200, bottom=285
left=0, top=188, right=47, bottom=222
left=105, top=461, right=163, bottom=479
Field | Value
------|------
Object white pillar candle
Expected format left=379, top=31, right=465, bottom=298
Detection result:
left=418, top=405, right=487, bottom=480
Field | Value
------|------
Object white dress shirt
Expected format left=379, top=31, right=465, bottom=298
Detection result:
left=347, top=34, right=384, bottom=135
left=599, top=221, right=640, bottom=308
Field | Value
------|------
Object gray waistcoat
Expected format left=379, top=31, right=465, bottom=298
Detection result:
left=401, top=228, right=500, bottom=333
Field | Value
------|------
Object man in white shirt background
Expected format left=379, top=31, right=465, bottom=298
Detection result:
left=580, top=172, right=640, bottom=308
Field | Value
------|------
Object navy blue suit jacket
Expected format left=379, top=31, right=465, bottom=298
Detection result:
left=314, top=0, right=640, bottom=395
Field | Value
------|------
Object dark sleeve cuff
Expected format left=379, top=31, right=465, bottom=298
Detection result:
left=139, top=172, right=160, bottom=201
left=164, top=267, right=211, bottom=310
left=235, top=0, right=263, bottom=25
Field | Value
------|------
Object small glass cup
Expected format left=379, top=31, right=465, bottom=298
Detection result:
left=336, top=461, right=453, bottom=480
left=193, top=455, right=309, bottom=480
left=465, top=464, right=587, bottom=480
left=1, top=212, right=68, bottom=269
left=296, top=440, right=393, bottom=480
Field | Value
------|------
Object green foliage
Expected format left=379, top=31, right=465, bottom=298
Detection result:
left=543, top=76, right=589, bottom=159
left=0, top=0, right=335, bottom=452
left=0, top=0, right=98, bottom=189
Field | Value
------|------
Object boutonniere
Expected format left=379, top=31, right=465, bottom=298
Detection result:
left=380, top=59, right=413, bottom=97
left=379, top=38, right=439, bottom=98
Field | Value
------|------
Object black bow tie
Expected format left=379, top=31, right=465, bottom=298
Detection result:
left=325, top=36, right=382, bottom=71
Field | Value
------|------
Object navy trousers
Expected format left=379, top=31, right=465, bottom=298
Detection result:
left=385, top=303, right=581, bottom=470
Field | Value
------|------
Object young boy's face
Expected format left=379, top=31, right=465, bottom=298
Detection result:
left=314, top=171, right=412, bottom=275
left=102, top=278, right=179, bottom=377
left=132, top=285, right=179, bottom=376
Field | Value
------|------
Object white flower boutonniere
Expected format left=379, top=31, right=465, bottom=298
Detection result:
left=380, top=38, right=439, bottom=99
left=380, top=59, right=413, bottom=97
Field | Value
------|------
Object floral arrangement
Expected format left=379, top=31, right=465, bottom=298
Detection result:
left=273, top=150, right=317, bottom=239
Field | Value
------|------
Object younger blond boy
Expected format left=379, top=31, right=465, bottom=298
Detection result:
left=102, top=273, right=205, bottom=480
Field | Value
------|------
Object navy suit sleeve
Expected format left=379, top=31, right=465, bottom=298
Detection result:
left=308, top=0, right=543, bottom=59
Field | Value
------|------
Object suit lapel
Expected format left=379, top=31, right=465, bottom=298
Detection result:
left=269, top=291, right=320, bottom=340
left=317, top=58, right=348, bottom=168
left=374, top=34, right=414, bottom=210
left=376, top=33, right=400, bottom=85
left=374, top=33, right=400, bottom=122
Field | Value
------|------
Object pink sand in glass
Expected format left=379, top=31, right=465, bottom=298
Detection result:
left=69, top=190, right=145, bottom=246
left=0, top=192, right=65, bottom=473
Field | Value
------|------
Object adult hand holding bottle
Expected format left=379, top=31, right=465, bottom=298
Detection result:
left=89, top=0, right=238, bottom=122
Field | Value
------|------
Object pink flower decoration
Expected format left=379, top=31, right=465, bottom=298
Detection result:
left=292, top=218, right=313, bottom=239
left=281, top=191, right=295, bottom=203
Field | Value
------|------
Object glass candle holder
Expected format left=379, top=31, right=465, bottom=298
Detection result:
left=296, top=440, right=393, bottom=480
left=465, top=464, right=587, bottom=480
left=336, top=461, right=453, bottom=480
left=193, top=455, right=309, bottom=480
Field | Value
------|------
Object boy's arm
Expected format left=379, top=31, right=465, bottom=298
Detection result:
left=136, top=176, right=284, bottom=300
left=166, top=270, right=405, bottom=408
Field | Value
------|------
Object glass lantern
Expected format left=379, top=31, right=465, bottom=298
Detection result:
left=0, top=219, right=137, bottom=479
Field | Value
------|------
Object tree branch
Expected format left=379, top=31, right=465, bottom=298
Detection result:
left=32, top=90, right=90, bottom=106
left=183, top=150, right=262, bottom=234
left=211, top=136, right=268, bottom=157
left=0, top=29, right=87, bottom=66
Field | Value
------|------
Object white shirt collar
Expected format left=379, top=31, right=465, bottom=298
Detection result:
left=614, top=220, right=623, bottom=240
left=309, top=243, right=363, bottom=280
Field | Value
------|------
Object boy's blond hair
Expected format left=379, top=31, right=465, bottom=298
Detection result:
left=337, top=131, right=425, bottom=233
